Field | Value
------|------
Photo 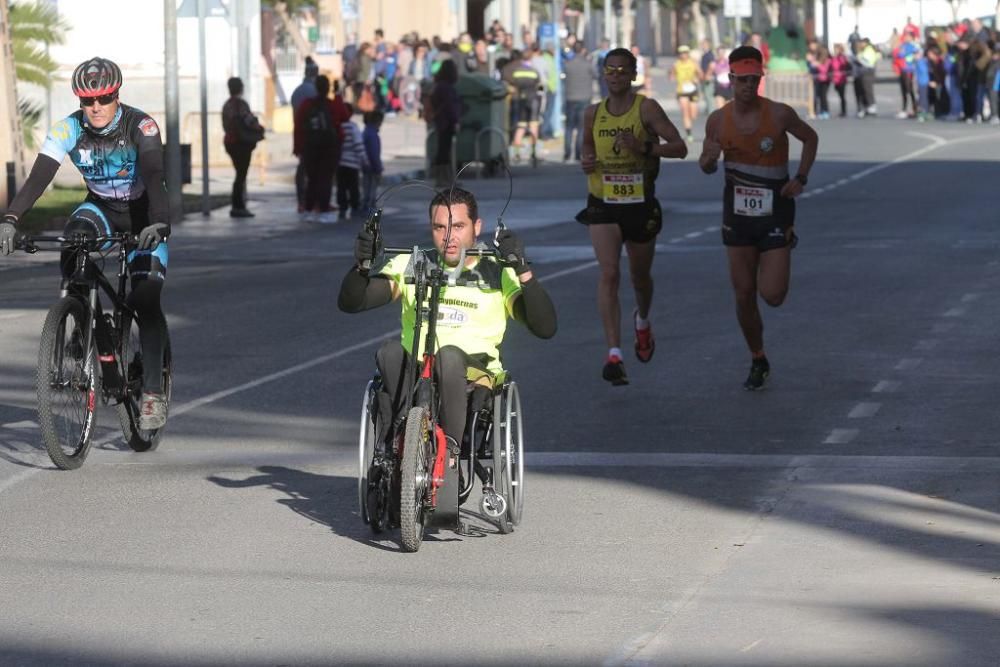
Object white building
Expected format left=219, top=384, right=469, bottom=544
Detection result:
left=817, top=0, right=997, bottom=46
left=23, top=0, right=264, bottom=163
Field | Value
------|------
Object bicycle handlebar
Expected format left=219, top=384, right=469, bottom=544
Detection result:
left=16, top=233, right=133, bottom=254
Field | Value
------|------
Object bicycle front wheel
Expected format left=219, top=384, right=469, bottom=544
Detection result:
left=116, top=313, right=172, bottom=452
left=36, top=296, right=97, bottom=470
left=400, top=406, right=432, bottom=552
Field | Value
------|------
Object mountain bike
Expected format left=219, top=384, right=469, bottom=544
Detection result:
left=17, top=233, right=172, bottom=469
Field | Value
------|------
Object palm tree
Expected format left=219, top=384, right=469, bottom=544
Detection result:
left=9, top=0, right=68, bottom=148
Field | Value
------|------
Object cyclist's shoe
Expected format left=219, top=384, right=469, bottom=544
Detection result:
left=634, top=310, right=655, bottom=363
left=602, top=355, right=629, bottom=386
left=743, top=357, right=770, bottom=391
left=66, top=329, right=85, bottom=361
left=139, top=392, right=168, bottom=430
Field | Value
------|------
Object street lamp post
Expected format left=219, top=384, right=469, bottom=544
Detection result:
left=197, top=0, right=210, bottom=216
left=164, top=0, right=183, bottom=222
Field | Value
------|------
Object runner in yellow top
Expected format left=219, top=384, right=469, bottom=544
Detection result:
left=338, top=188, right=557, bottom=448
left=578, top=47, right=687, bottom=386
left=671, top=45, right=701, bottom=141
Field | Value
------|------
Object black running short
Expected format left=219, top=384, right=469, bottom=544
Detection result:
left=575, top=195, right=663, bottom=244
left=722, top=182, right=796, bottom=252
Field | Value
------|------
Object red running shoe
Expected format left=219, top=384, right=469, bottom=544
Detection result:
left=634, top=310, right=655, bottom=363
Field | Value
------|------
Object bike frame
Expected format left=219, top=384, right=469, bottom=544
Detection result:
left=23, top=233, right=137, bottom=404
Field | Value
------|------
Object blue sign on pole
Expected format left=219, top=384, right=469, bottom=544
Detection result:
left=537, top=23, right=563, bottom=138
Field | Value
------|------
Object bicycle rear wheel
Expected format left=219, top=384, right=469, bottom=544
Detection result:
left=116, top=313, right=172, bottom=452
left=400, top=405, right=432, bottom=552
left=36, top=296, right=97, bottom=470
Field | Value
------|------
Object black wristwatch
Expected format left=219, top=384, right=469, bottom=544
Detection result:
left=794, top=173, right=808, bottom=186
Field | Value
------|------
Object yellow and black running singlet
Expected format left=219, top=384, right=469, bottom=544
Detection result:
left=587, top=94, right=659, bottom=204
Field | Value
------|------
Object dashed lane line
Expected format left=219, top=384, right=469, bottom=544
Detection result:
left=914, top=339, right=939, bottom=351
left=942, top=307, right=967, bottom=318
left=895, top=358, right=924, bottom=371
left=872, top=380, right=901, bottom=393
left=848, top=402, right=881, bottom=419
left=823, top=428, right=859, bottom=445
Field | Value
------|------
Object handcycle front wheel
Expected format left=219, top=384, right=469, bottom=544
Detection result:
left=400, top=405, right=432, bottom=552
left=36, top=296, right=98, bottom=470
left=116, top=314, right=172, bottom=452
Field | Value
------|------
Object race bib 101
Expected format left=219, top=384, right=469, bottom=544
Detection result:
left=733, top=185, right=774, bottom=217
left=602, top=173, right=644, bottom=204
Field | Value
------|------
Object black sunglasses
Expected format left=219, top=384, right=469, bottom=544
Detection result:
left=79, top=93, right=118, bottom=107
left=729, top=74, right=761, bottom=84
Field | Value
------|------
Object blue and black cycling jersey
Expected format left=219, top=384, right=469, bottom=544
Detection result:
left=9, top=103, right=169, bottom=231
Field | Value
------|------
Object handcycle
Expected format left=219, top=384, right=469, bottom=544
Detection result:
left=16, top=232, right=172, bottom=469
left=355, top=182, right=525, bottom=552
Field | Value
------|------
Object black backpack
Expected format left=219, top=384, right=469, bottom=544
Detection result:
left=303, top=98, right=340, bottom=160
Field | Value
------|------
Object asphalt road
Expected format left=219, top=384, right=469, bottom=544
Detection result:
left=1, top=117, right=999, bottom=666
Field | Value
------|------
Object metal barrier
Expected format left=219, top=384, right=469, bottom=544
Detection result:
left=424, top=128, right=457, bottom=178
left=473, top=126, right=508, bottom=179
left=764, top=72, right=813, bottom=114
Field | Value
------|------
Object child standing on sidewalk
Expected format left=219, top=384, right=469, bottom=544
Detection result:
left=337, top=103, right=369, bottom=220
left=361, top=110, right=384, bottom=215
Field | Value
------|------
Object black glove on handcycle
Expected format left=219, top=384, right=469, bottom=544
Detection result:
left=354, top=227, right=377, bottom=270
left=495, top=228, right=530, bottom=276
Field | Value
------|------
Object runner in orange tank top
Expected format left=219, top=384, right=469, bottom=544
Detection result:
left=698, top=46, right=818, bottom=391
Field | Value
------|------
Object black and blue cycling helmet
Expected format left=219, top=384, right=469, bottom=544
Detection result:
left=71, top=57, right=123, bottom=97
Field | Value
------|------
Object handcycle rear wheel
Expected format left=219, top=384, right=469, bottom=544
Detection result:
left=116, top=313, right=172, bottom=452
left=358, top=380, right=392, bottom=533
left=36, top=296, right=97, bottom=470
left=493, top=382, right=525, bottom=529
left=400, top=405, right=432, bottom=552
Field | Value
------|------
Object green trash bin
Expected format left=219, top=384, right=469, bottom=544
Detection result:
left=455, top=74, right=508, bottom=174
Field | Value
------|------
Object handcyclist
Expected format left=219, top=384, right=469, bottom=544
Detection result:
left=577, top=47, right=687, bottom=386
left=502, top=50, right=543, bottom=163
left=698, top=46, right=818, bottom=390
left=338, top=187, right=557, bottom=452
left=0, top=57, right=171, bottom=428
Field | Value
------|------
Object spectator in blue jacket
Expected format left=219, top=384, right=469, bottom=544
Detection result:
left=914, top=49, right=931, bottom=121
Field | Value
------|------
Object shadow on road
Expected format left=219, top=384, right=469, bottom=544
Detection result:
left=206, top=465, right=505, bottom=552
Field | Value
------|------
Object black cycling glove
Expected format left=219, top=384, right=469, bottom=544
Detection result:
left=495, top=228, right=530, bottom=275
left=354, top=227, right=376, bottom=269
left=0, top=215, right=19, bottom=256
left=137, top=223, right=169, bottom=251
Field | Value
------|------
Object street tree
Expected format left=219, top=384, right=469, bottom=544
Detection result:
left=9, top=0, right=68, bottom=147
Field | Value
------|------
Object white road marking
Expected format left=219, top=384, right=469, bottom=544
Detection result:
left=684, top=231, right=702, bottom=239
left=823, top=428, right=859, bottom=445
left=961, top=293, right=982, bottom=303
left=848, top=402, right=881, bottom=419
left=668, top=237, right=685, bottom=244
left=703, top=225, right=719, bottom=232
left=942, top=307, right=966, bottom=318
left=1, top=421, right=39, bottom=429
left=528, top=452, right=1000, bottom=471
left=895, top=358, right=923, bottom=371
left=914, top=339, right=939, bottom=351
left=805, top=132, right=947, bottom=199
left=931, top=322, right=955, bottom=334
left=740, top=638, right=765, bottom=653
left=872, top=380, right=901, bottom=393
